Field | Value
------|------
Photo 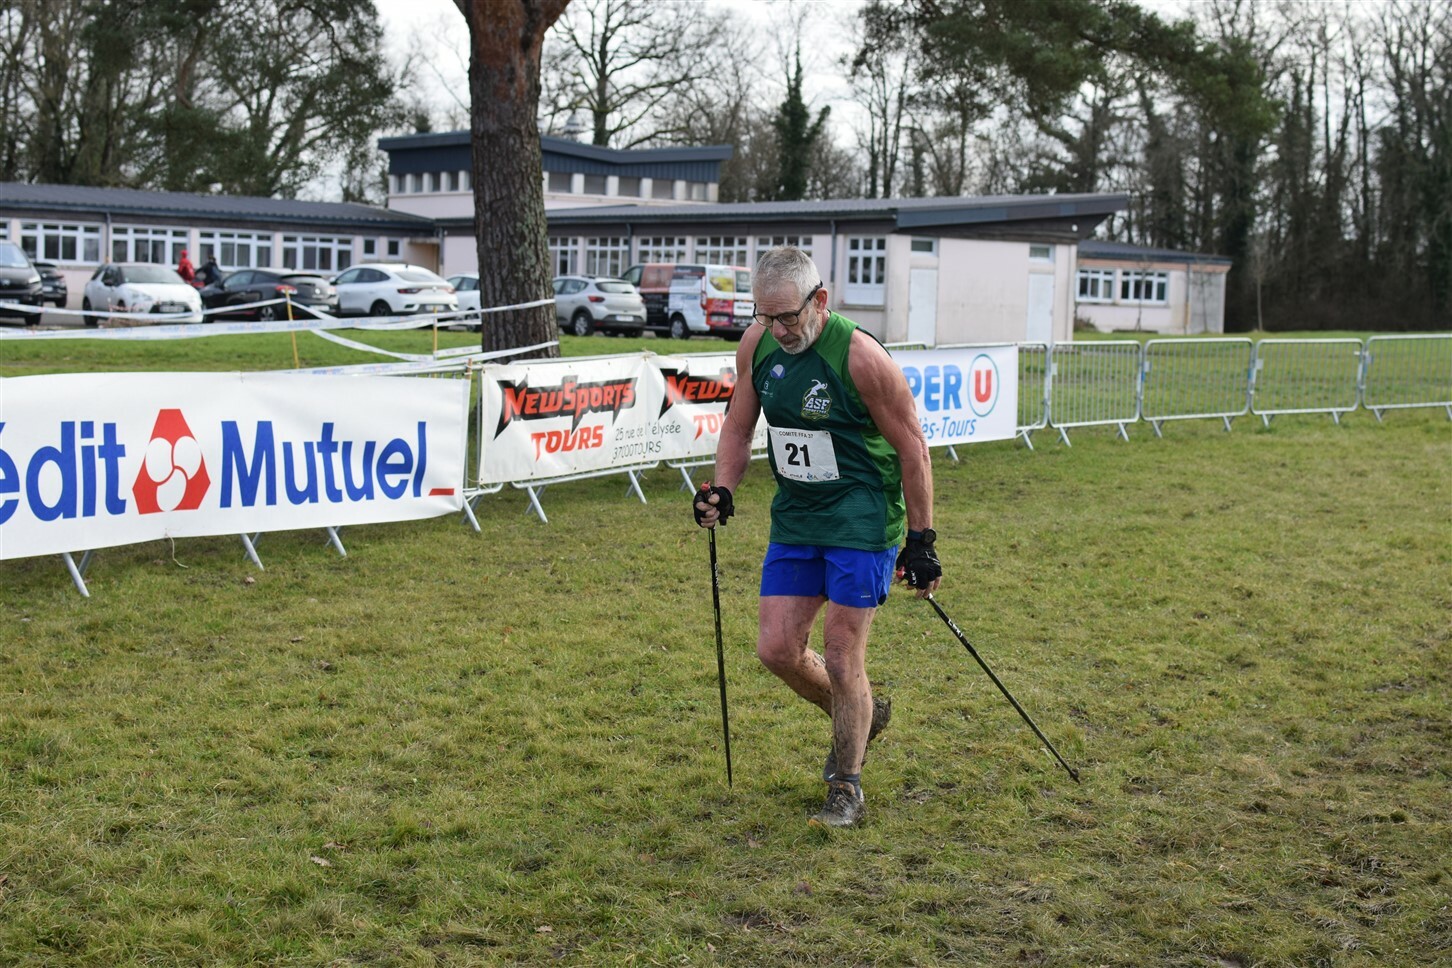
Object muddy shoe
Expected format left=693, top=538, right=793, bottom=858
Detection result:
left=822, top=696, right=893, bottom=781
left=810, top=780, right=866, bottom=828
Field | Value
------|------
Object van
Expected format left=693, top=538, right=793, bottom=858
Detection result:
left=622, top=262, right=753, bottom=340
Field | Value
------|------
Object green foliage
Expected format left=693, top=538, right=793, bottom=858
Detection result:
left=769, top=52, right=830, bottom=202
left=0, top=0, right=404, bottom=197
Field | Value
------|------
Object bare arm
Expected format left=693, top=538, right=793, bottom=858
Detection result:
left=848, top=329, right=934, bottom=535
left=695, top=326, right=763, bottom=527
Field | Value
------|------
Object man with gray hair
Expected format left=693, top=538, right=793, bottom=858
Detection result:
left=693, top=246, right=941, bottom=828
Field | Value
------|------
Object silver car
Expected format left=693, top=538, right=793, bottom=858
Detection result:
left=552, top=275, right=646, bottom=337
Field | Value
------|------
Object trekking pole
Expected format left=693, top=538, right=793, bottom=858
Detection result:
left=925, top=594, right=1080, bottom=783
left=708, top=525, right=734, bottom=787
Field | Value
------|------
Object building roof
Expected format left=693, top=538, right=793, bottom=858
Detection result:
left=522, top=193, right=1129, bottom=240
left=378, top=131, right=733, bottom=165
left=0, top=182, right=434, bottom=233
left=1079, top=239, right=1233, bottom=266
left=379, top=132, right=733, bottom=182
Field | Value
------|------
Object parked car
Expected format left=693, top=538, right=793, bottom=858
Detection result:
left=199, top=269, right=338, bottom=321
left=620, top=262, right=752, bottom=340
left=332, top=263, right=457, bottom=319
left=447, top=273, right=481, bottom=330
left=34, top=260, right=68, bottom=307
left=81, top=262, right=203, bottom=325
left=0, top=239, right=43, bottom=321
left=552, top=275, right=646, bottom=336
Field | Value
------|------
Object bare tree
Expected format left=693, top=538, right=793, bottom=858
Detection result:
left=847, top=5, right=915, bottom=198
left=539, top=0, right=728, bottom=148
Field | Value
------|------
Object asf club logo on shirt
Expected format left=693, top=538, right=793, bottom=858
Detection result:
left=132, top=409, right=210, bottom=514
left=800, top=379, right=833, bottom=420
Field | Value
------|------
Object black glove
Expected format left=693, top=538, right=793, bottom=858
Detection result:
left=897, top=528, right=941, bottom=588
left=693, top=482, right=734, bottom=527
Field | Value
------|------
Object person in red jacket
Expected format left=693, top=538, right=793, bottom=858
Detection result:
left=177, top=249, right=196, bottom=286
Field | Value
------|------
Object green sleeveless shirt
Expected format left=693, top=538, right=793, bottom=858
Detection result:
left=751, top=311, right=906, bottom=551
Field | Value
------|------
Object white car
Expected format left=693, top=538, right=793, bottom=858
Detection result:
left=332, top=263, right=458, bottom=320
left=81, top=263, right=204, bottom=325
left=446, top=273, right=481, bottom=330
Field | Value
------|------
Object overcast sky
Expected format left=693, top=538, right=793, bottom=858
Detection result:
left=372, top=0, right=870, bottom=137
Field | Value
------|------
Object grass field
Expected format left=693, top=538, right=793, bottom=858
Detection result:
left=2, top=329, right=1450, bottom=965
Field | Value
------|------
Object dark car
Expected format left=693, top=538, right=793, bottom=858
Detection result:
left=34, top=261, right=68, bottom=307
left=199, top=269, right=339, bottom=321
left=0, top=239, right=44, bottom=321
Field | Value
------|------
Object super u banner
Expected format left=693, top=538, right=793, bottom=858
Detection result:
left=0, top=371, right=468, bottom=561
left=891, top=346, right=1019, bottom=446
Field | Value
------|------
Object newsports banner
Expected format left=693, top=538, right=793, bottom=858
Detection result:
left=479, top=352, right=737, bottom=484
left=477, top=352, right=767, bottom=485
left=0, top=371, right=468, bottom=561
left=891, top=346, right=1019, bottom=446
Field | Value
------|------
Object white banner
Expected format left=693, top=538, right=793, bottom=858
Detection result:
left=652, top=352, right=768, bottom=462
left=478, top=354, right=660, bottom=483
left=892, top=346, right=1019, bottom=446
left=0, top=372, right=468, bottom=561
left=476, top=352, right=769, bottom=484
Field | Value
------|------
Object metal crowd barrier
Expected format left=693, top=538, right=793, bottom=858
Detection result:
left=1047, top=341, right=1142, bottom=445
left=1141, top=337, right=1254, bottom=435
left=1017, top=341, right=1050, bottom=449
left=1250, top=338, right=1363, bottom=426
left=1361, top=334, right=1452, bottom=422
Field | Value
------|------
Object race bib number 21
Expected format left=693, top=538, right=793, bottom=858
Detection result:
left=769, top=427, right=840, bottom=483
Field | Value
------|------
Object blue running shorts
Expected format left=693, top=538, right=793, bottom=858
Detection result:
left=760, top=542, right=899, bottom=608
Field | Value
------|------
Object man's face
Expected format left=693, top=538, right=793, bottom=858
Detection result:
left=756, top=281, right=824, bottom=355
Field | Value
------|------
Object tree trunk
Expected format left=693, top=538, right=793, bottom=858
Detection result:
left=456, top=0, right=569, bottom=357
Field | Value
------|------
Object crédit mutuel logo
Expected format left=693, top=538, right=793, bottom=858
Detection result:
left=133, top=409, right=210, bottom=514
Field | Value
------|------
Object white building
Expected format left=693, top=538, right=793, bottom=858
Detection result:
left=2, top=132, right=1232, bottom=341
left=1075, top=240, right=1232, bottom=335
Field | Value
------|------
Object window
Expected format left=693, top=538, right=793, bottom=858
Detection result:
left=549, top=237, right=575, bottom=275
left=386, top=238, right=402, bottom=258
left=845, top=236, right=887, bottom=305
left=1076, top=268, right=1115, bottom=302
left=548, top=170, right=573, bottom=193
left=636, top=236, right=687, bottom=263
left=687, top=181, right=708, bottom=201
left=911, top=238, right=937, bottom=254
left=617, top=176, right=641, bottom=197
left=19, top=221, right=102, bottom=263
left=756, top=235, right=813, bottom=259
left=405, top=173, right=418, bottom=193
left=443, top=171, right=456, bottom=192
left=362, top=237, right=377, bottom=258
left=583, top=173, right=607, bottom=195
left=1029, top=244, right=1053, bottom=261
left=1120, top=269, right=1168, bottom=304
left=110, top=226, right=189, bottom=265
left=459, top=169, right=471, bottom=191
left=281, top=235, right=352, bottom=272
left=197, top=230, right=273, bottom=269
left=584, top=236, right=629, bottom=277
left=651, top=179, right=676, bottom=200
left=694, top=236, right=748, bottom=265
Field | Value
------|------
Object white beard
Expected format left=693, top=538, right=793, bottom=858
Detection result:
left=776, top=313, right=822, bottom=355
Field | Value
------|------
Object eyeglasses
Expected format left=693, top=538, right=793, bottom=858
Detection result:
left=752, top=282, right=822, bottom=329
